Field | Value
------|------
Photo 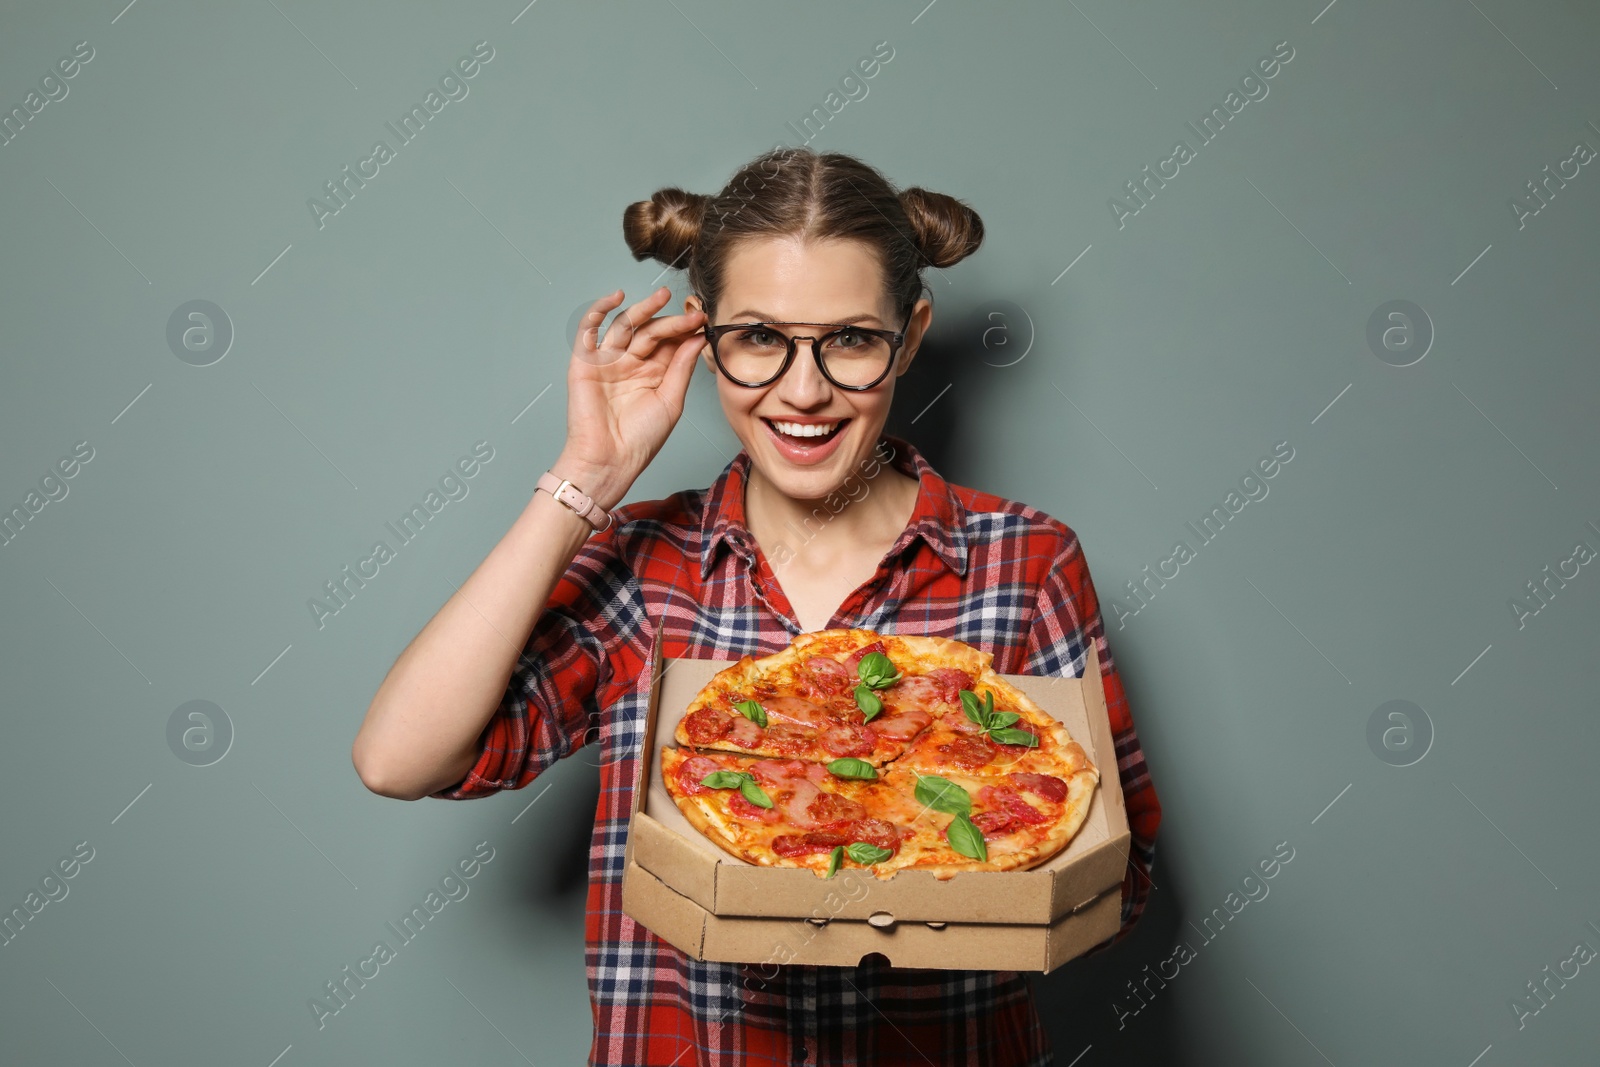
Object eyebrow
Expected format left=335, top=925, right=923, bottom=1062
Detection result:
left=728, top=310, right=886, bottom=327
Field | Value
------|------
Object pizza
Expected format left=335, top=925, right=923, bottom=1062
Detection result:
left=660, top=628, right=1099, bottom=880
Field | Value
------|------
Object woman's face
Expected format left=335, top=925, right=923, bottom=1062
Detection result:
left=687, top=236, right=931, bottom=504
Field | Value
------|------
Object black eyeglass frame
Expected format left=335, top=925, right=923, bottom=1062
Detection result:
left=699, top=307, right=914, bottom=391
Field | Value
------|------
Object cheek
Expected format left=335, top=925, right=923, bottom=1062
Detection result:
left=853, top=382, right=894, bottom=419
left=713, top=381, right=763, bottom=435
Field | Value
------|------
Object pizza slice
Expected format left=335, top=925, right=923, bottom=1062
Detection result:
left=660, top=747, right=931, bottom=879
left=878, top=761, right=1100, bottom=877
left=672, top=629, right=948, bottom=766
left=888, top=668, right=1088, bottom=780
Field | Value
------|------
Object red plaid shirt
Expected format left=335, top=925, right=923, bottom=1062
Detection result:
left=431, top=433, right=1161, bottom=1066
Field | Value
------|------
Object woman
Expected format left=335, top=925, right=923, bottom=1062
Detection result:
left=352, top=147, right=1161, bottom=1066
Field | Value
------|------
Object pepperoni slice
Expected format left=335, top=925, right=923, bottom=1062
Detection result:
left=976, top=783, right=1048, bottom=818
left=761, top=722, right=813, bottom=755
left=759, top=695, right=829, bottom=725
left=845, top=639, right=888, bottom=669
left=771, top=831, right=849, bottom=857
left=724, top=715, right=764, bottom=749
left=776, top=781, right=823, bottom=827
left=681, top=707, right=731, bottom=745
left=801, top=656, right=853, bottom=698
left=748, top=758, right=807, bottom=788
left=819, top=723, right=876, bottom=758
left=871, top=705, right=931, bottom=742
left=1009, top=772, right=1068, bottom=803
left=937, top=735, right=997, bottom=770
left=675, top=756, right=723, bottom=796
left=728, top=791, right=781, bottom=823
left=883, top=675, right=942, bottom=708
left=842, top=817, right=901, bottom=857
left=998, top=790, right=1048, bottom=825
left=974, top=784, right=1048, bottom=835
left=971, top=810, right=1019, bottom=837
left=805, top=792, right=868, bottom=829
left=924, top=667, right=975, bottom=705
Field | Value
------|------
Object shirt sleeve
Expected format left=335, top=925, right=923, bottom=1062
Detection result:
left=1021, top=530, right=1162, bottom=949
left=427, top=534, right=635, bottom=800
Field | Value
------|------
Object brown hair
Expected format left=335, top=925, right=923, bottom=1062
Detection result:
left=622, top=146, right=984, bottom=325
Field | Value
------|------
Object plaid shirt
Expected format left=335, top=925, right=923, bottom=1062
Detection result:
left=431, top=432, right=1161, bottom=1066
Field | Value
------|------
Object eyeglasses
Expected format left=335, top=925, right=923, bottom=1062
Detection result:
left=700, top=306, right=912, bottom=390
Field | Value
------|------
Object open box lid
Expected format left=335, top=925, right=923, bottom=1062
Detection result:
left=625, top=623, right=1131, bottom=926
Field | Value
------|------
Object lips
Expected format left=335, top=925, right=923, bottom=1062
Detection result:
left=760, top=417, right=852, bottom=466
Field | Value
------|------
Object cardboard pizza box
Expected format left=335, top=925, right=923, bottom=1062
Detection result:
left=622, top=624, right=1131, bottom=963
left=621, top=855, right=1124, bottom=974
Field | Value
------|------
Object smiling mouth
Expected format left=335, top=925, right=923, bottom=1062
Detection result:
left=762, top=417, right=849, bottom=444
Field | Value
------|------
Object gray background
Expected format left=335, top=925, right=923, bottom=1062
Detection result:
left=2, top=0, right=1596, bottom=1064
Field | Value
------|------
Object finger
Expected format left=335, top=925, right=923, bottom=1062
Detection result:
left=623, top=310, right=706, bottom=358
left=577, top=290, right=624, bottom=355
left=660, top=330, right=706, bottom=410
left=603, top=286, right=675, bottom=350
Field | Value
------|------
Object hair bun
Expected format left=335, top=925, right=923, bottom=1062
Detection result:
left=622, top=187, right=707, bottom=270
left=899, top=187, right=984, bottom=270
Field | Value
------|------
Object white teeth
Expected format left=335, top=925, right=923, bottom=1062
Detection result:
left=770, top=420, right=839, bottom=438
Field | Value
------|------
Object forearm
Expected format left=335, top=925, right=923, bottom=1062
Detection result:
left=352, top=459, right=629, bottom=800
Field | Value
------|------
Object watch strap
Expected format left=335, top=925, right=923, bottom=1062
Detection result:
left=536, top=470, right=613, bottom=533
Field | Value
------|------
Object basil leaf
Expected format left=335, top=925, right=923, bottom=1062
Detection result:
left=947, top=812, right=988, bottom=861
left=989, top=727, right=1039, bottom=747
left=983, top=690, right=995, bottom=719
left=738, top=778, right=774, bottom=808
left=856, top=651, right=902, bottom=688
left=845, top=841, right=893, bottom=865
left=825, top=845, right=843, bottom=878
left=700, top=770, right=748, bottom=789
left=826, top=757, right=877, bottom=779
left=733, top=698, right=768, bottom=729
left=960, top=690, right=987, bottom=727
left=986, top=710, right=1021, bottom=729
left=857, top=650, right=891, bottom=676
left=855, top=684, right=883, bottom=722
left=914, top=773, right=972, bottom=817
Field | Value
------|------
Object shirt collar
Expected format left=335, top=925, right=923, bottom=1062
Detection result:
left=698, top=432, right=969, bottom=581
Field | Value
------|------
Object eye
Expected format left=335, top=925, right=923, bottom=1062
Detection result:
left=735, top=327, right=785, bottom=348
left=829, top=327, right=870, bottom=348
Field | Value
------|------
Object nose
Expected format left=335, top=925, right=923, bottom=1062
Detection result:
left=773, top=335, right=833, bottom=403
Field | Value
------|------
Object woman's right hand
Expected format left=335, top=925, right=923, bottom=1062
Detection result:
left=553, top=287, right=707, bottom=510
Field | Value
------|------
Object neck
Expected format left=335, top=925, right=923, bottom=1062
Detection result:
left=743, top=447, right=918, bottom=566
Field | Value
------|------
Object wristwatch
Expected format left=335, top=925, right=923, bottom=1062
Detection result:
left=535, top=470, right=614, bottom=533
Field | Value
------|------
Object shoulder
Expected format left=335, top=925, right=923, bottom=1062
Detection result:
left=946, top=478, right=1086, bottom=572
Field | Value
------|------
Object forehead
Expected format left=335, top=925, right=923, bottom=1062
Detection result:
left=718, top=236, right=892, bottom=323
